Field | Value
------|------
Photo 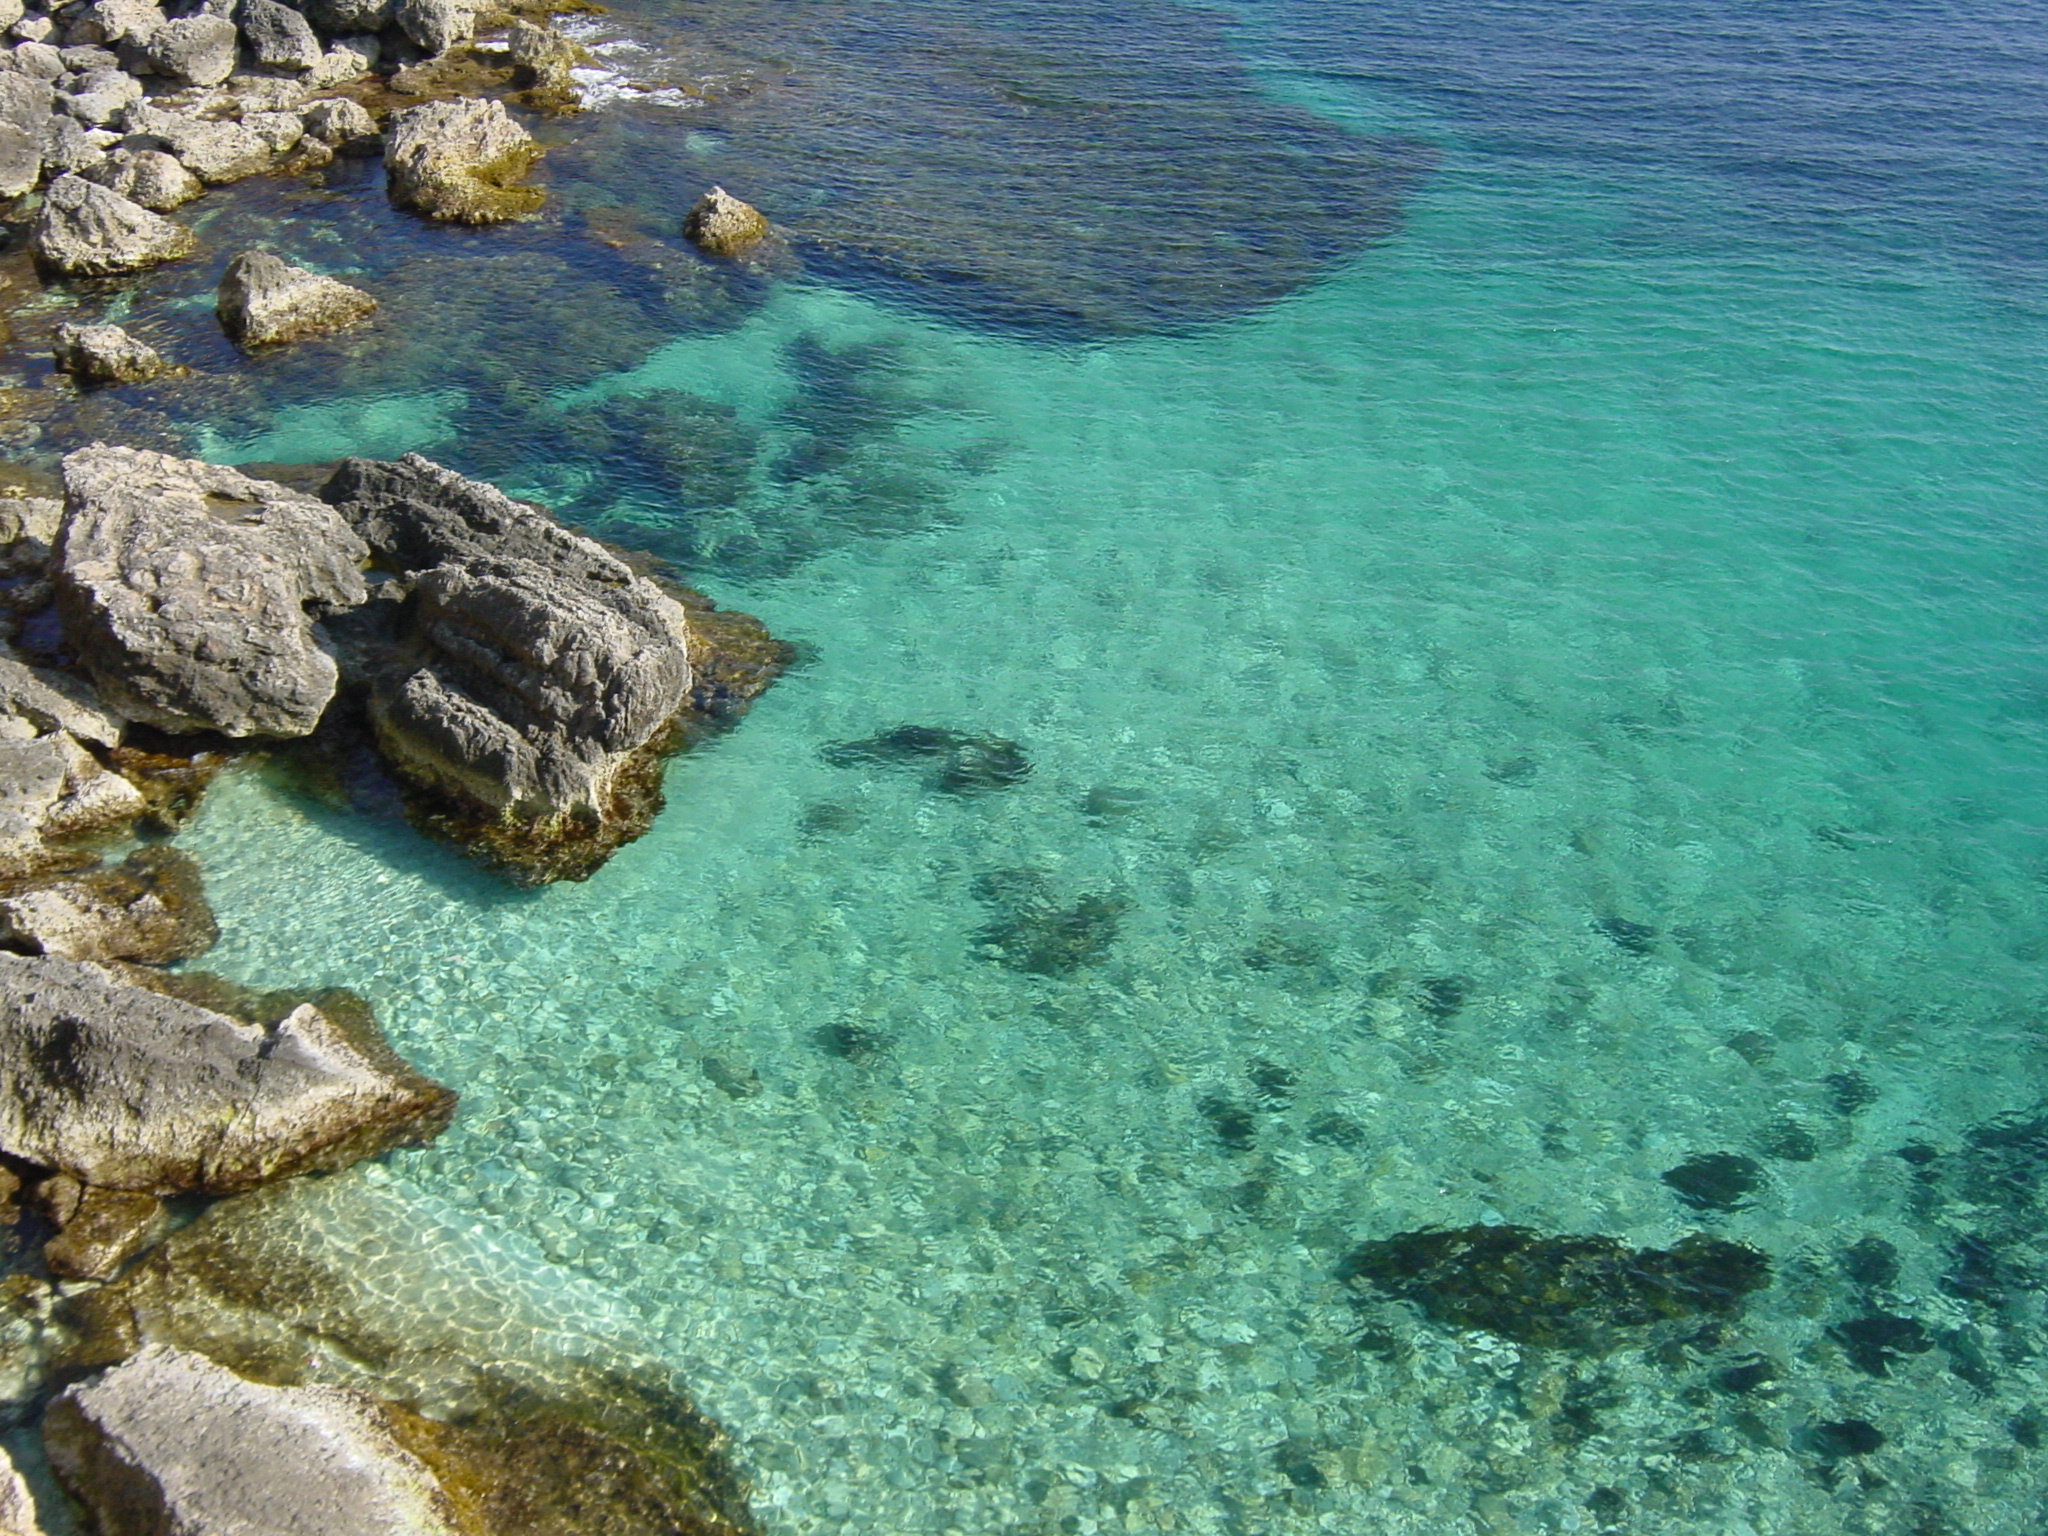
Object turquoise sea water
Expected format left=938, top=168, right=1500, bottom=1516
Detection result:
left=150, top=0, right=2048, bottom=1529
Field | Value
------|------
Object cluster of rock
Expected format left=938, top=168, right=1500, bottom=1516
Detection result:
left=0, top=0, right=562, bottom=284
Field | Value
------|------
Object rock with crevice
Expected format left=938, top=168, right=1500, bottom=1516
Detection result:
left=384, top=96, right=541, bottom=223
left=0, top=950, right=456, bottom=1195
left=122, top=103, right=274, bottom=184
left=29, top=173, right=193, bottom=275
left=217, top=248, right=377, bottom=347
left=51, top=321, right=186, bottom=385
left=45, top=1345, right=463, bottom=1536
left=83, top=143, right=202, bottom=209
left=0, top=843, right=217, bottom=963
left=325, top=453, right=789, bottom=882
left=40, top=114, right=110, bottom=176
left=60, top=65, right=140, bottom=127
left=140, top=13, right=237, bottom=85
left=54, top=445, right=369, bottom=738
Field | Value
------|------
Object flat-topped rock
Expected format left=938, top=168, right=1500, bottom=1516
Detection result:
left=55, top=445, right=369, bottom=738
left=45, top=1345, right=461, bottom=1536
left=52, top=321, right=186, bottom=385
left=218, top=248, right=377, bottom=346
left=29, top=174, right=193, bottom=275
left=0, top=951, right=454, bottom=1195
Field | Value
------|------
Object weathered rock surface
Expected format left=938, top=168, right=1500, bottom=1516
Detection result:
left=218, top=248, right=376, bottom=347
left=0, top=119, right=39, bottom=197
left=60, top=66, right=140, bottom=127
left=0, top=844, right=216, bottom=963
left=54, top=445, right=369, bottom=738
left=0, top=70, right=51, bottom=134
left=0, top=671, right=143, bottom=881
left=51, top=321, right=185, bottom=385
left=325, top=454, right=703, bottom=881
left=36, top=1177, right=166, bottom=1279
left=0, top=951, right=455, bottom=1194
left=237, top=0, right=324, bottom=71
left=0, top=1444, right=44, bottom=1536
left=122, top=102, right=272, bottom=183
left=393, top=0, right=468, bottom=55
left=141, top=12, right=238, bottom=85
left=45, top=1345, right=463, bottom=1536
left=300, top=92, right=376, bottom=152
left=59, top=1171, right=760, bottom=1536
left=506, top=16, right=578, bottom=108
left=684, top=185, right=770, bottom=259
left=83, top=143, right=202, bottom=209
left=384, top=96, right=541, bottom=223
left=305, top=0, right=392, bottom=32
left=29, top=173, right=193, bottom=275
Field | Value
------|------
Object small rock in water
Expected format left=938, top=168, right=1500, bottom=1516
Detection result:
left=1824, top=1070, right=1878, bottom=1115
left=217, top=249, right=378, bottom=347
left=685, top=185, right=772, bottom=259
left=51, top=322, right=186, bottom=386
left=796, top=800, right=860, bottom=839
left=1081, top=783, right=1145, bottom=823
left=1063, top=1345, right=1106, bottom=1382
left=1806, top=1418, right=1886, bottom=1460
left=1417, top=974, right=1469, bottom=1020
left=814, top=1020, right=888, bottom=1061
left=970, top=869, right=1126, bottom=976
left=701, top=1053, right=762, bottom=1099
left=821, top=724, right=1031, bottom=795
left=1306, top=1112, right=1366, bottom=1149
left=1247, top=1058, right=1297, bottom=1108
left=1828, top=1312, right=1931, bottom=1377
left=1662, top=1151, right=1766, bottom=1212
left=1839, top=1235, right=1901, bottom=1292
left=1594, top=915, right=1657, bottom=955
left=1759, top=1116, right=1819, bottom=1162
left=1197, top=1093, right=1256, bottom=1153
left=1724, top=1029, right=1775, bottom=1067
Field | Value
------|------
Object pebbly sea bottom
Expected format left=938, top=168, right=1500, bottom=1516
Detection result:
left=161, top=28, right=2048, bottom=1536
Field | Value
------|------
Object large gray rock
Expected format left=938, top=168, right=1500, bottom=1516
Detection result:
left=0, top=68, right=49, bottom=132
left=684, top=185, right=771, bottom=259
left=52, top=321, right=186, bottom=384
left=45, top=1346, right=461, bottom=1536
left=384, top=95, right=541, bottom=223
left=236, top=0, right=322, bottom=71
left=83, top=143, right=202, bottom=209
left=304, top=33, right=378, bottom=86
left=217, top=248, right=376, bottom=346
left=393, top=0, right=468, bottom=55
left=0, top=118, right=37, bottom=196
left=300, top=93, right=376, bottom=151
left=122, top=102, right=272, bottom=183
left=0, top=844, right=216, bottom=963
left=0, top=0, right=24, bottom=38
left=60, top=66, right=141, bottom=126
left=139, top=13, right=237, bottom=86
left=0, top=719, right=143, bottom=881
left=39, top=114, right=110, bottom=175
left=54, top=446, right=369, bottom=738
left=325, top=454, right=696, bottom=880
left=29, top=174, right=193, bottom=275
left=68, top=0, right=164, bottom=47
left=5, top=41, right=64, bottom=79
left=0, top=951, right=455, bottom=1194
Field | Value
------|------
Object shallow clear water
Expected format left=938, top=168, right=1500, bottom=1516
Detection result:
left=146, top=0, right=2048, bottom=1529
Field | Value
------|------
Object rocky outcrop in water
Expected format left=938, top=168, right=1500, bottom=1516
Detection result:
left=46, top=1345, right=463, bottom=1536
left=322, top=453, right=789, bottom=882
left=384, top=96, right=541, bottom=223
left=0, top=951, right=454, bottom=1197
left=29, top=174, right=193, bottom=275
left=217, top=248, right=377, bottom=346
left=0, top=844, right=216, bottom=963
left=54, top=445, right=369, bottom=738
left=0, top=651, right=143, bottom=881
left=51, top=321, right=185, bottom=385
left=684, top=185, right=771, bottom=259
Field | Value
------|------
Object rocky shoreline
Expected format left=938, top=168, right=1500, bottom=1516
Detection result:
left=0, top=0, right=793, bottom=1521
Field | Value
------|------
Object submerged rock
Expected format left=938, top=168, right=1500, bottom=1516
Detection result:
left=821, top=725, right=1030, bottom=794
left=29, top=173, right=194, bottom=275
left=51, top=321, right=186, bottom=386
left=217, top=248, right=377, bottom=347
left=60, top=1170, right=759, bottom=1536
left=384, top=97, right=541, bottom=223
left=46, top=1345, right=463, bottom=1536
left=0, top=844, right=217, bottom=963
left=970, top=867, right=1126, bottom=976
left=1339, top=1225, right=1772, bottom=1352
left=0, top=951, right=454, bottom=1196
left=684, top=186, right=771, bottom=259
left=54, top=445, right=369, bottom=738
left=323, top=454, right=786, bottom=882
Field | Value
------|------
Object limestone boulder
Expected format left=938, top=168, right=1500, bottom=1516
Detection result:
left=0, top=951, right=455, bottom=1194
left=122, top=103, right=273, bottom=184
left=35, top=1176, right=166, bottom=1279
left=0, top=657, right=142, bottom=881
left=684, top=185, right=770, bottom=259
left=0, top=119, right=38, bottom=197
left=300, top=93, right=376, bottom=152
left=29, top=174, right=193, bottom=275
left=140, top=12, right=237, bottom=86
left=0, top=69, right=50, bottom=133
left=45, top=1346, right=462, bottom=1536
left=217, top=248, right=376, bottom=347
left=51, top=321, right=185, bottom=385
left=384, top=96, right=541, bottom=223
left=59, top=65, right=140, bottom=126
left=393, top=0, right=468, bottom=55
left=5, top=42, right=62, bottom=80
left=82, top=143, right=201, bottom=209
left=54, top=446, right=369, bottom=738
left=236, top=0, right=322, bottom=71
left=69, top=0, right=165, bottom=46
left=0, top=844, right=217, bottom=963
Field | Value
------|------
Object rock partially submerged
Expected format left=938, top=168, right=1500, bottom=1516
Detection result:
left=0, top=951, right=454, bottom=1195
left=51, top=321, right=187, bottom=386
left=29, top=173, right=194, bottom=276
left=324, top=453, right=787, bottom=882
left=384, top=96, right=541, bottom=224
left=61, top=1170, right=759, bottom=1536
left=45, top=1345, right=462, bottom=1536
left=54, top=445, right=369, bottom=738
left=217, top=248, right=377, bottom=347
left=0, top=843, right=216, bottom=963
left=0, top=651, right=143, bottom=881
left=684, top=185, right=771, bottom=259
